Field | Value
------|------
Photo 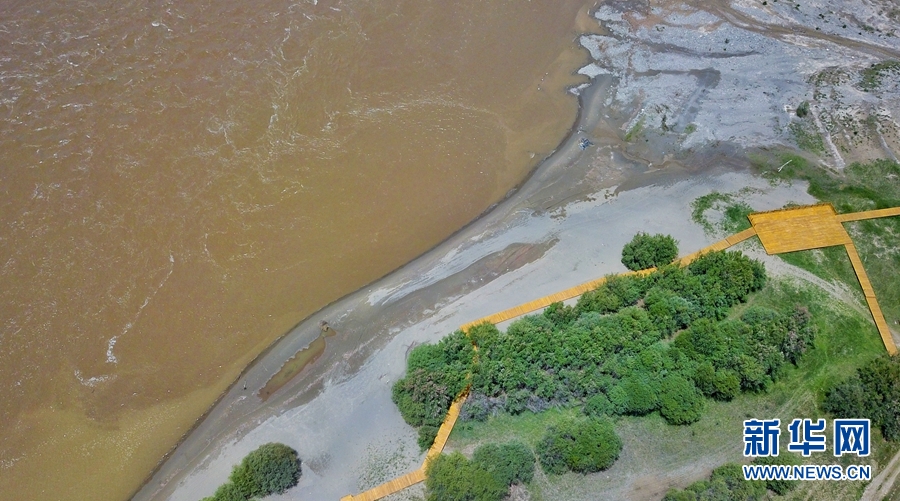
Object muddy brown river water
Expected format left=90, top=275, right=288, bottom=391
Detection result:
left=0, top=0, right=595, bottom=498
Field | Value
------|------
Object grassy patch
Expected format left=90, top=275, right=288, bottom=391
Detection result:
left=777, top=247, right=858, bottom=293
left=684, top=123, right=697, bottom=134
left=625, top=116, right=645, bottom=142
left=859, top=60, right=900, bottom=91
left=691, top=191, right=758, bottom=235
left=789, top=121, right=826, bottom=155
left=450, top=407, right=581, bottom=450
left=761, top=157, right=900, bottom=332
left=723, top=202, right=754, bottom=233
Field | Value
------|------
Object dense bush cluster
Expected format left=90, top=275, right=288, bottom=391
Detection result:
left=425, top=442, right=535, bottom=501
left=394, top=250, right=813, bottom=459
left=537, top=417, right=621, bottom=474
left=391, top=330, right=474, bottom=449
left=823, top=354, right=900, bottom=441
left=663, top=454, right=801, bottom=500
left=202, top=443, right=302, bottom=501
left=620, top=232, right=679, bottom=271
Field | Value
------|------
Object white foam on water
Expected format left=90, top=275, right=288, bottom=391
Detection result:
left=106, top=335, right=119, bottom=364
left=74, top=369, right=115, bottom=387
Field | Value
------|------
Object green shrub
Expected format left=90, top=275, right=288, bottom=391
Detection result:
left=723, top=202, right=754, bottom=232
left=392, top=330, right=473, bottom=429
left=234, top=443, right=302, bottom=497
left=659, top=374, right=705, bottom=425
left=621, top=232, right=679, bottom=271
left=576, top=274, right=646, bottom=314
left=537, top=417, right=621, bottom=474
left=620, top=374, right=659, bottom=415
left=709, top=463, right=767, bottom=499
left=543, top=301, right=577, bottom=328
left=713, top=369, right=741, bottom=401
left=425, top=452, right=507, bottom=501
left=824, top=354, right=900, bottom=441
left=584, top=393, right=614, bottom=417
left=204, top=443, right=301, bottom=501
left=754, top=453, right=802, bottom=494
left=211, top=482, right=246, bottom=501
left=472, top=441, right=535, bottom=485
left=418, top=425, right=440, bottom=451
left=796, top=100, right=810, bottom=117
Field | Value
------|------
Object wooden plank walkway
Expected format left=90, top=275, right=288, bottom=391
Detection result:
left=836, top=206, right=900, bottom=222
left=425, top=391, right=468, bottom=465
left=749, top=204, right=851, bottom=254
left=342, top=203, right=900, bottom=501
left=844, top=243, right=898, bottom=355
left=459, top=268, right=656, bottom=332
left=341, top=391, right=469, bottom=501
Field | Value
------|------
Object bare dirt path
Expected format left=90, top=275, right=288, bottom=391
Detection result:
left=860, top=446, right=900, bottom=501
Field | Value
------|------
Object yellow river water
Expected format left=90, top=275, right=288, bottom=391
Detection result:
left=0, top=0, right=594, bottom=498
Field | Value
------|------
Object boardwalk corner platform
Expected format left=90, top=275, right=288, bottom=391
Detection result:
left=341, top=203, right=900, bottom=501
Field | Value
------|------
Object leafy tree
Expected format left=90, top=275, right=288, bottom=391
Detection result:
left=621, top=232, right=679, bottom=271
left=537, top=417, right=621, bottom=474
left=472, top=441, right=535, bottom=486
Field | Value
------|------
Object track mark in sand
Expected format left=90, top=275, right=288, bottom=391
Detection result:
left=860, top=446, right=900, bottom=501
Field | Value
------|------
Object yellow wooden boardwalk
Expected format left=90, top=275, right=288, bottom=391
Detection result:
left=749, top=204, right=852, bottom=254
left=341, top=203, right=900, bottom=501
left=844, top=242, right=898, bottom=355
left=341, top=392, right=469, bottom=501
left=836, top=206, right=900, bottom=222
left=748, top=204, right=898, bottom=355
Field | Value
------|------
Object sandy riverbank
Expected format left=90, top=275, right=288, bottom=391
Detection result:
left=156, top=170, right=817, bottom=501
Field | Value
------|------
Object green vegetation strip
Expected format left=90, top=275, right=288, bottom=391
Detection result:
left=392, top=249, right=852, bottom=500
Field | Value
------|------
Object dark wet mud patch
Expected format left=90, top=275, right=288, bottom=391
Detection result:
left=259, top=327, right=337, bottom=401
